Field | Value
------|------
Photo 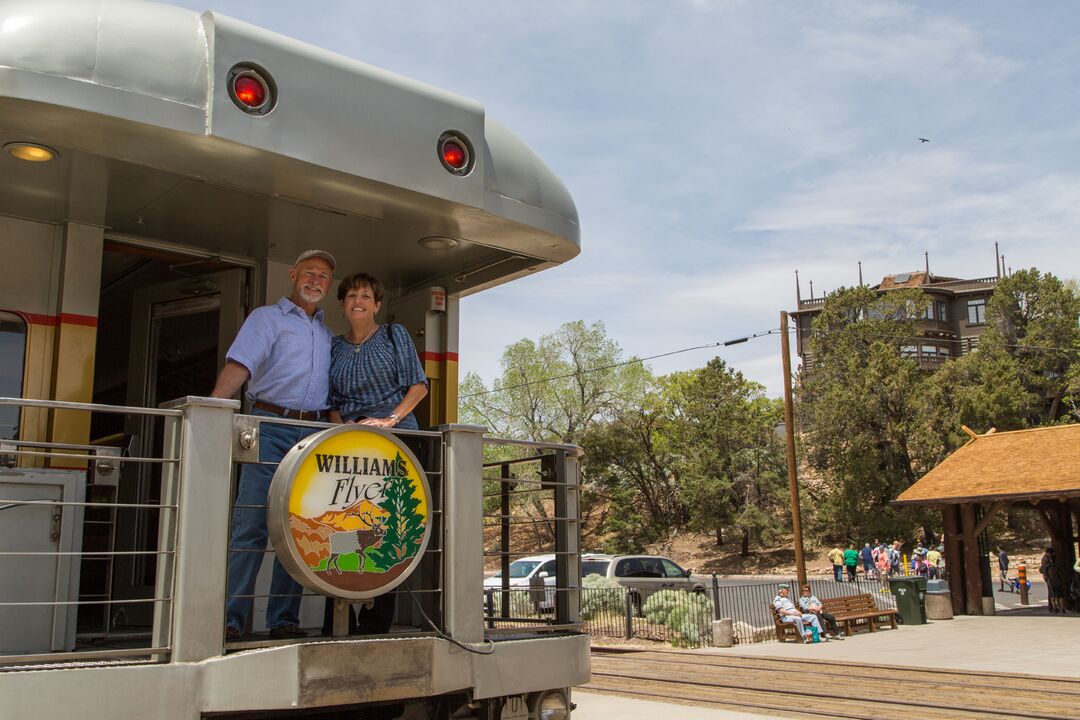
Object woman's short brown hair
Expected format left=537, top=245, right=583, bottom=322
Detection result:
left=337, top=272, right=384, bottom=304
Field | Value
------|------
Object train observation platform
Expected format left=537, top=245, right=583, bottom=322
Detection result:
left=579, top=612, right=1080, bottom=719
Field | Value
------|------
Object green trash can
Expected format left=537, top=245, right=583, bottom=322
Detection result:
left=887, top=576, right=927, bottom=625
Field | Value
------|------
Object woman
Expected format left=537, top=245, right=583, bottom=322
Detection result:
left=328, top=272, right=428, bottom=430
left=323, top=272, right=428, bottom=637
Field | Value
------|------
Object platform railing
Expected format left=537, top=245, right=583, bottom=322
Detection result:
left=481, top=437, right=583, bottom=635
left=0, top=396, right=185, bottom=666
left=1, top=398, right=578, bottom=669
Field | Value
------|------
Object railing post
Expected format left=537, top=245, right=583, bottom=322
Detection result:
left=440, top=424, right=486, bottom=644
left=553, top=449, right=581, bottom=625
left=711, top=574, right=721, bottom=621
left=154, top=396, right=239, bottom=663
left=624, top=590, right=633, bottom=640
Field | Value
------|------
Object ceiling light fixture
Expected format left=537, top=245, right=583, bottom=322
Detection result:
left=418, top=236, right=460, bottom=250
left=5, top=142, right=58, bottom=162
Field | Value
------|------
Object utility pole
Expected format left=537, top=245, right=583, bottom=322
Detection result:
left=780, top=311, right=807, bottom=587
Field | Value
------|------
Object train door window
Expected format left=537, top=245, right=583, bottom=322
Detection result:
left=0, top=312, right=26, bottom=440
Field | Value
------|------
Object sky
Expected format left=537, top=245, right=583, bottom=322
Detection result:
left=169, top=0, right=1080, bottom=397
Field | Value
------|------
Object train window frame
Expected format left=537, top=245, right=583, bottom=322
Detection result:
left=0, top=311, right=27, bottom=441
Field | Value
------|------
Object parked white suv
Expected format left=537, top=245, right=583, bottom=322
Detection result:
left=581, top=554, right=705, bottom=611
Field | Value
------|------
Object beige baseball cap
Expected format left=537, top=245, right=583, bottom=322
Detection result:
left=294, top=249, right=336, bottom=270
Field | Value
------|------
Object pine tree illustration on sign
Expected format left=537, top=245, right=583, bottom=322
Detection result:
left=369, top=453, right=426, bottom=571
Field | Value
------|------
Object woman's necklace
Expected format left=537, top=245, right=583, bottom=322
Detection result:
left=350, top=324, right=379, bottom=353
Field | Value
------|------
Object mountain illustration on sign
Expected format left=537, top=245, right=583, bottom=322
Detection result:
left=289, top=452, right=425, bottom=579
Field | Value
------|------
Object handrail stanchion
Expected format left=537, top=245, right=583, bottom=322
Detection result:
left=156, top=396, right=239, bottom=662
left=440, top=424, right=486, bottom=644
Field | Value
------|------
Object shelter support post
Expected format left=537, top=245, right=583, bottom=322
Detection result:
left=960, top=503, right=984, bottom=615
left=942, top=504, right=965, bottom=616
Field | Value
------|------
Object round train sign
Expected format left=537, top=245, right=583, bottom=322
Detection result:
left=267, top=425, right=431, bottom=599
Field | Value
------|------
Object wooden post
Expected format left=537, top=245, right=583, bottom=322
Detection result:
left=942, top=505, right=965, bottom=615
left=780, top=311, right=807, bottom=588
left=960, top=503, right=983, bottom=615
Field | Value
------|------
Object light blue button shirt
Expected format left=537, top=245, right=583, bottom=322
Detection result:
left=226, top=297, right=332, bottom=411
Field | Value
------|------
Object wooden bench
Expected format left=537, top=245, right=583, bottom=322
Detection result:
left=768, top=604, right=807, bottom=643
left=820, top=593, right=898, bottom=635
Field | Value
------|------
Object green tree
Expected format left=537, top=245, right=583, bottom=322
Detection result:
left=368, top=456, right=426, bottom=572
left=798, top=286, right=936, bottom=541
left=460, top=320, right=650, bottom=444
left=460, top=321, right=652, bottom=549
left=579, top=377, right=683, bottom=551
left=676, top=359, right=787, bottom=555
left=980, top=269, right=1080, bottom=423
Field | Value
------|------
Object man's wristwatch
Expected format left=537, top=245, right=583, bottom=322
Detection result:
left=388, top=413, right=399, bottom=422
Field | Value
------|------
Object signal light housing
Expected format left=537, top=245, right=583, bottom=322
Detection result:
left=227, top=65, right=276, bottom=116
left=438, top=132, right=473, bottom=176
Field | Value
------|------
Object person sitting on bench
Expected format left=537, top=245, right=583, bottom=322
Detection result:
left=798, top=584, right=843, bottom=639
left=773, top=584, right=822, bottom=643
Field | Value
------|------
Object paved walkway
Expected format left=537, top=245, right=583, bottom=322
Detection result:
left=708, top=612, right=1079, bottom=677
left=575, top=609, right=1080, bottom=717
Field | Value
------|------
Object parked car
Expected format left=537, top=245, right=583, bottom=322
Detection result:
left=580, top=554, right=705, bottom=613
left=483, top=554, right=558, bottom=611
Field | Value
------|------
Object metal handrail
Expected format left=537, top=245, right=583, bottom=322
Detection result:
left=0, top=396, right=182, bottom=417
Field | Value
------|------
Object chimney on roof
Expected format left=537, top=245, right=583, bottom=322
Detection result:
left=795, top=269, right=801, bottom=304
left=810, top=280, right=814, bottom=299
left=858, top=261, right=863, bottom=286
left=995, top=242, right=1001, bottom=279
left=925, top=251, right=930, bottom=277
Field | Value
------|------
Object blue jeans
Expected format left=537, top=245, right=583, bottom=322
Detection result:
left=833, top=564, right=843, bottom=582
left=226, top=409, right=321, bottom=632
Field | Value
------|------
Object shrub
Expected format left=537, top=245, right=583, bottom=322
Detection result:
left=580, top=573, right=624, bottom=620
left=642, top=589, right=713, bottom=646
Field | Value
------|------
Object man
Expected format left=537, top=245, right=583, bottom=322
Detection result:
left=213, top=250, right=336, bottom=640
left=997, top=546, right=1009, bottom=591
left=798, top=584, right=843, bottom=639
left=1040, top=547, right=1065, bottom=613
left=828, top=545, right=844, bottom=582
left=773, top=584, right=822, bottom=643
left=843, top=543, right=859, bottom=582
left=859, top=542, right=875, bottom=578
left=889, top=541, right=902, bottom=576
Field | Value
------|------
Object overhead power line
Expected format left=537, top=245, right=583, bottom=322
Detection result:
left=460, top=329, right=781, bottom=399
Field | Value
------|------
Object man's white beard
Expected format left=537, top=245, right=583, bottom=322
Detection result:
left=299, top=286, right=324, bottom=304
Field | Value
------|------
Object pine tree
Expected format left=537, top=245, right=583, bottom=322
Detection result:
left=368, top=453, right=427, bottom=572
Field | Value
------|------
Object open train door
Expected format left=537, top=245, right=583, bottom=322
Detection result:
left=108, top=268, right=246, bottom=626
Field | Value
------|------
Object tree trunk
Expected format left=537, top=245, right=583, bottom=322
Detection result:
left=715, top=526, right=723, bottom=547
left=922, top=524, right=937, bottom=547
left=741, top=528, right=750, bottom=557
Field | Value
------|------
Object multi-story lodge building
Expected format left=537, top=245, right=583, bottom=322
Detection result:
left=792, top=268, right=999, bottom=369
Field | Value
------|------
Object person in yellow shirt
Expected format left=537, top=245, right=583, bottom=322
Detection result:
left=828, top=546, right=844, bottom=582
left=925, top=547, right=942, bottom=579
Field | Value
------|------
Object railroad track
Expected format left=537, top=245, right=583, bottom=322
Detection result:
left=584, top=647, right=1080, bottom=719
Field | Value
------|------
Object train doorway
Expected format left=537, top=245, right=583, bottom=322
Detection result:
left=86, top=243, right=250, bottom=632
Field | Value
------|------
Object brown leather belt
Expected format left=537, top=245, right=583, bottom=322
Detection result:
left=252, top=400, right=327, bottom=421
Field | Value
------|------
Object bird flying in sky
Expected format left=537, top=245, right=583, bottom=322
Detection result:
left=918, top=137, right=930, bottom=143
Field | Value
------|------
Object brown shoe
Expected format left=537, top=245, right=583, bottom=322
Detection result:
left=269, top=624, right=309, bottom=639
left=225, top=626, right=242, bottom=641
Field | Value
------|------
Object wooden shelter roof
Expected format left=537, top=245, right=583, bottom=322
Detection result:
left=895, top=424, right=1080, bottom=506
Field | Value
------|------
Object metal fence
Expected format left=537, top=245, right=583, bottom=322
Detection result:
left=580, top=576, right=897, bottom=647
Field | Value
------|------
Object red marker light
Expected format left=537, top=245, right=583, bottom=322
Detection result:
left=441, top=140, right=467, bottom=170
left=233, top=75, right=267, bottom=108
